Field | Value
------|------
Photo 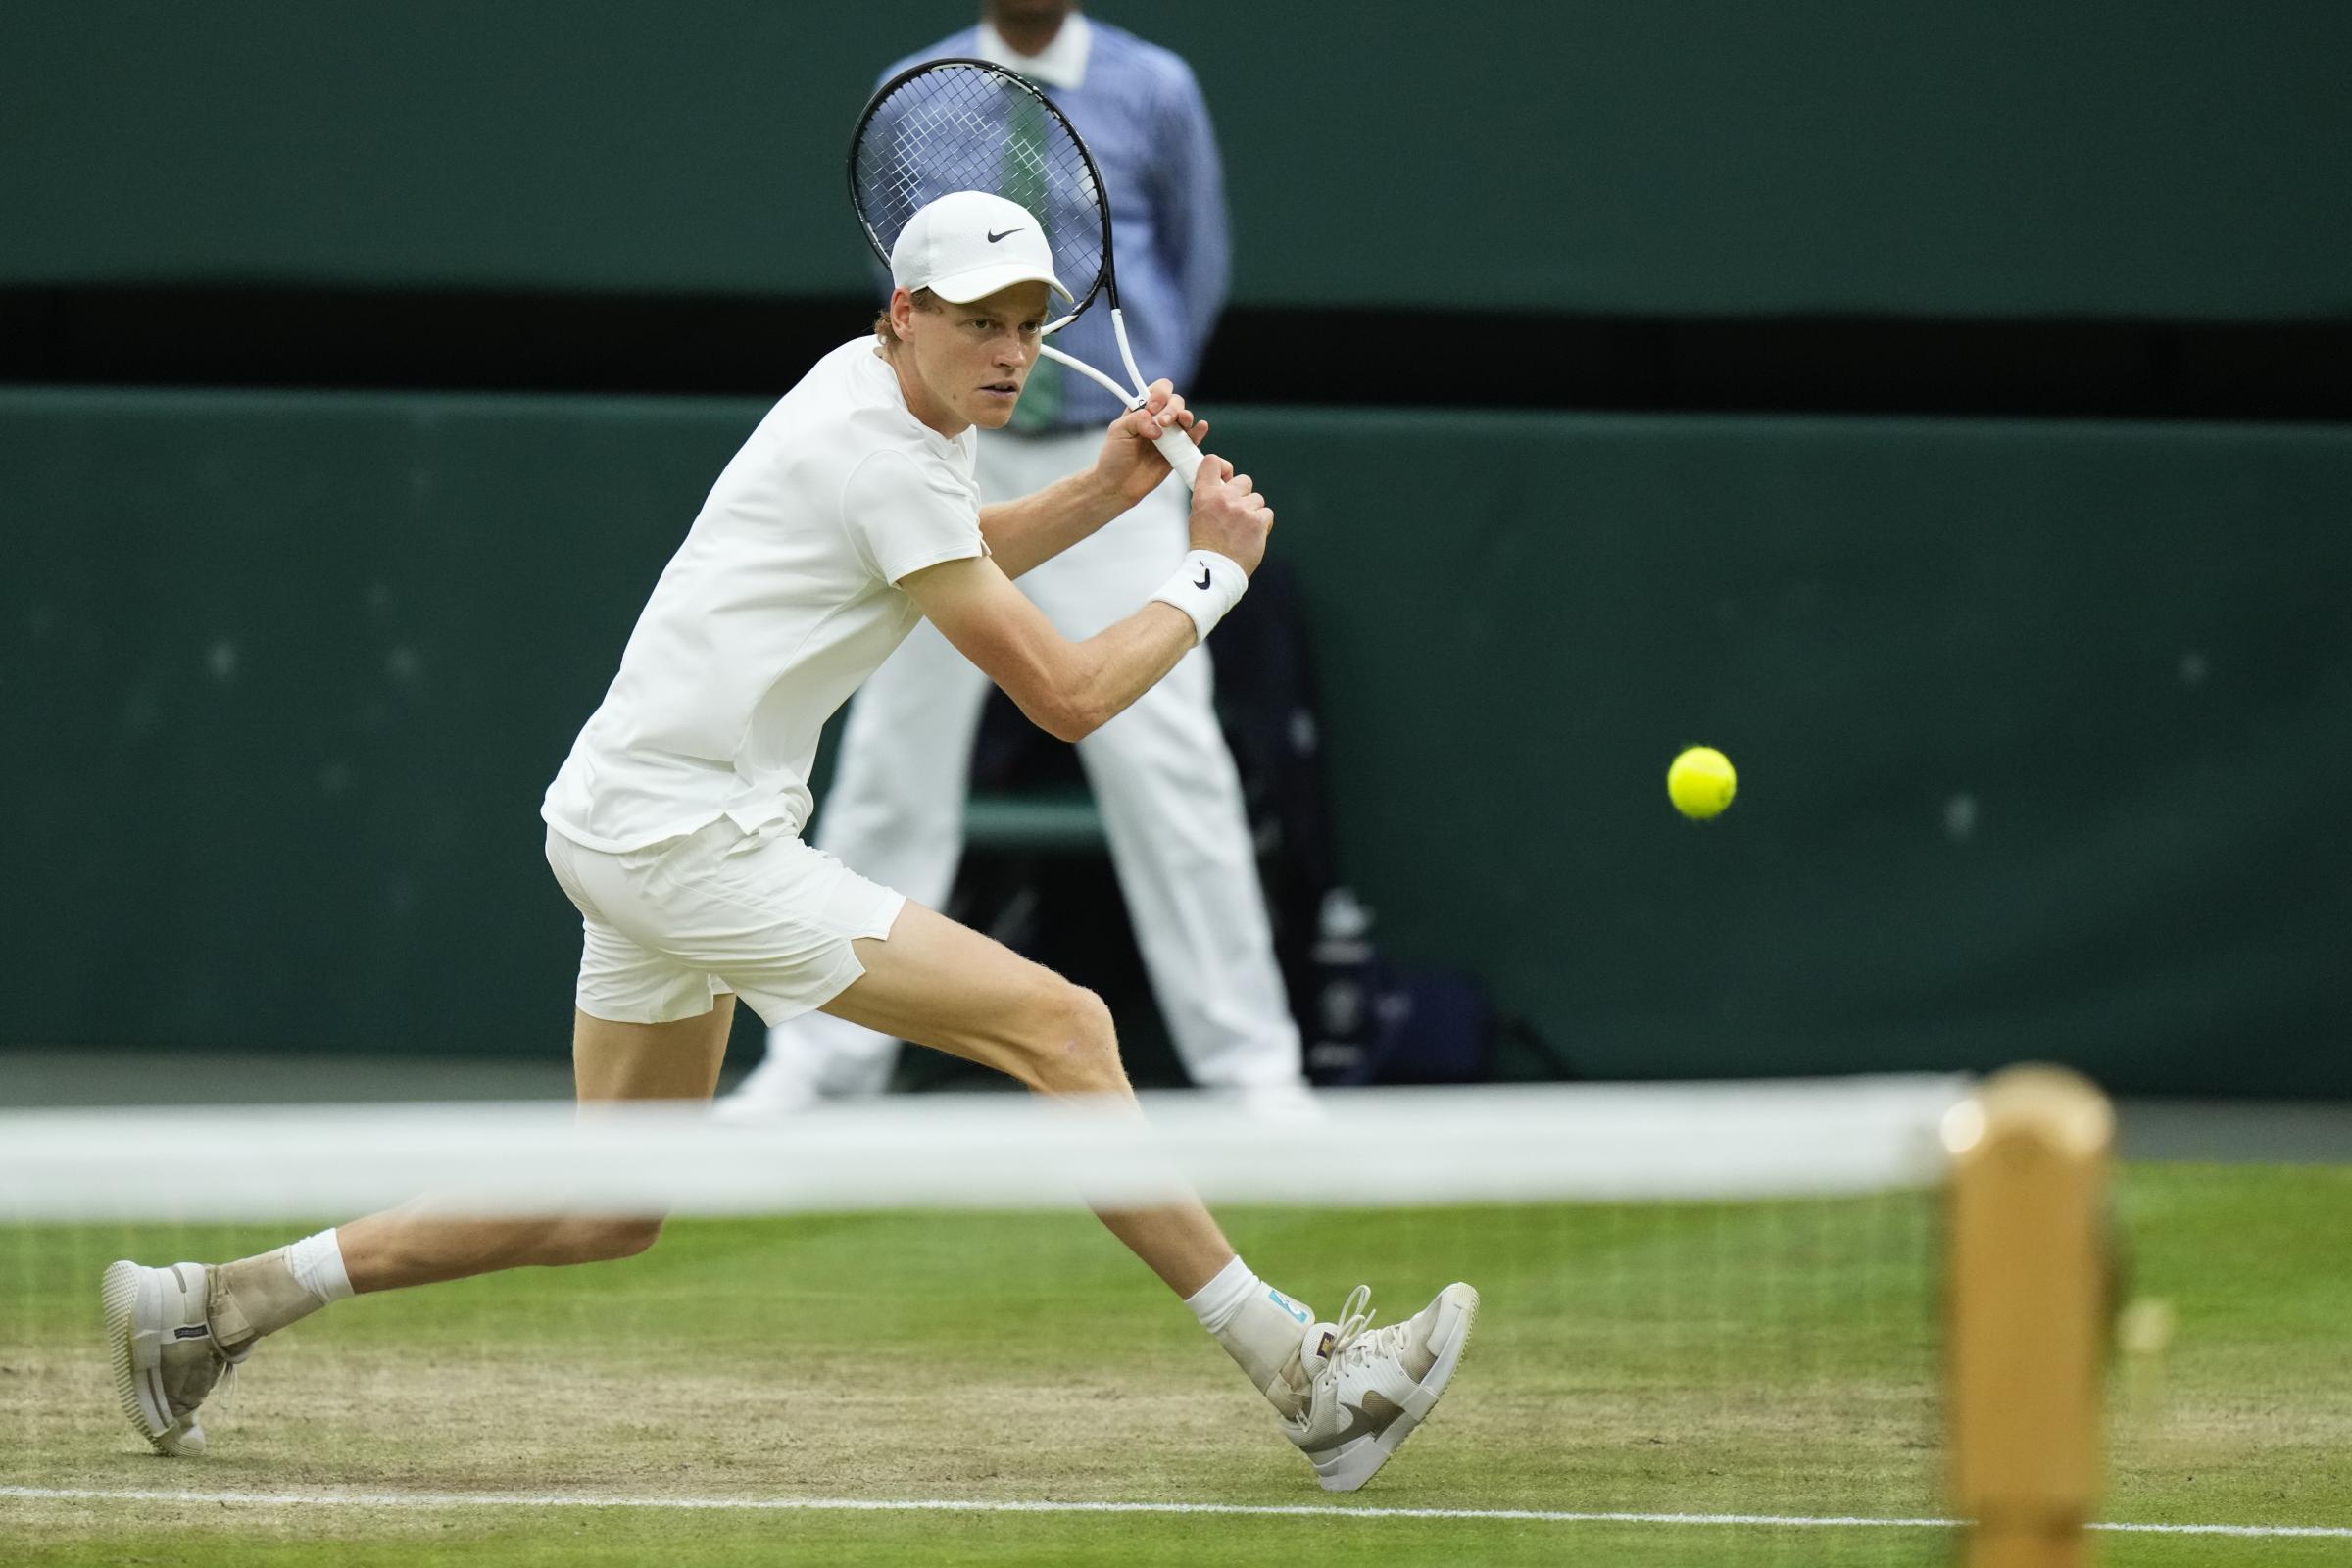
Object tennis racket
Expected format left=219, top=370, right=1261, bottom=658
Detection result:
left=847, top=58, right=1206, bottom=486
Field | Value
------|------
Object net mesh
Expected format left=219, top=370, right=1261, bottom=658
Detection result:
left=2, top=1080, right=1964, bottom=1565
left=850, top=60, right=1110, bottom=318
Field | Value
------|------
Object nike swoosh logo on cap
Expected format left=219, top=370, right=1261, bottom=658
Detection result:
left=986, top=227, right=1022, bottom=243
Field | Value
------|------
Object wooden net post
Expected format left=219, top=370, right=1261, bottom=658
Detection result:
left=1945, top=1065, right=2114, bottom=1568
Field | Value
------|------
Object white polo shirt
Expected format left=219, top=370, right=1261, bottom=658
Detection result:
left=543, top=339, right=986, bottom=853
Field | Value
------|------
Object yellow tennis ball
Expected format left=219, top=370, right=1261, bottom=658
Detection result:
left=1667, top=746, right=1737, bottom=819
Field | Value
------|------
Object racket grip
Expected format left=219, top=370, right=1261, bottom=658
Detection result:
left=1152, top=424, right=1205, bottom=488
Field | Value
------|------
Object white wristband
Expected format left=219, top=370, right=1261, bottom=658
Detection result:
left=1150, top=549, right=1249, bottom=644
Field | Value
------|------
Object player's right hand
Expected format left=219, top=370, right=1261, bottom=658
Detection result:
left=1188, top=456, right=1273, bottom=577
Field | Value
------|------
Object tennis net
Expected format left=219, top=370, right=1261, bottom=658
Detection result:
left=0, top=1073, right=2106, bottom=1566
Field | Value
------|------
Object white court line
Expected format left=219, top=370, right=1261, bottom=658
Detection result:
left=2, top=1486, right=2347, bottom=1539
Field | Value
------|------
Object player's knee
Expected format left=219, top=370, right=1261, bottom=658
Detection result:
left=573, top=1214, right=665, bottom=1261
left=1018, top=982, right=1126, bottom=1097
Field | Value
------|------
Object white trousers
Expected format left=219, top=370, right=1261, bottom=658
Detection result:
left=758, top=428, right=1305, bottom=1094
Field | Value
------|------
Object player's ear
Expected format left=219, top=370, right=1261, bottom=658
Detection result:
left=887, top=287, right=917, bottom=344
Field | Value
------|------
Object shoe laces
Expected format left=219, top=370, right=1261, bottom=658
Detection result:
left=213, top=1357, right=240, bottom=1425
left=1323, top=1286, right=1412, bottom=1373
left=199, top=1315, right=248, bottom=1425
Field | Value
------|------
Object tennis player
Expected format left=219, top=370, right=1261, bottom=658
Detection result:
left=725, top=0, right=1311, bottom=1120
left=103, top=191, right=1478, bottom=1493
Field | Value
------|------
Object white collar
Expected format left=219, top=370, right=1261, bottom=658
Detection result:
left=975, top=10, right=1092, bottom=90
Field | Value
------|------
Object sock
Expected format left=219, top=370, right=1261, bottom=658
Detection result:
left=1185, top=1255, right=1315, bottom=1417
left=288, top=1228, right=356, bottom=1301
left=208, top=1228, right=354, bottom=1356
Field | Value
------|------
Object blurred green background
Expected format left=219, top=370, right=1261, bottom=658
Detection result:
left=5, top=2, right=2347, bottom=315
left=3, top=2, right=2346, bottom=1093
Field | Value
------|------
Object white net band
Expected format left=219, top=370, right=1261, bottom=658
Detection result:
left=0, top=1076, right=1968, bottom=1221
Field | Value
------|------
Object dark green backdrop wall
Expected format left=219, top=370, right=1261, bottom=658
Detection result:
left=4, top=2, right=2347, bottom=316
left=4, top=389, right=2345, bottom=1093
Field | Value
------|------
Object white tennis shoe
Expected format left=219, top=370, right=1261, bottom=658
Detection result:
left=102, top=1259, right=246, bottom=1456
left=1280, top=1281, right=1480, bottom=1492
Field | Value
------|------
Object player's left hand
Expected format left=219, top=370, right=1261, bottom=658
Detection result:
left=1096, top=380, right=1206, bottom=506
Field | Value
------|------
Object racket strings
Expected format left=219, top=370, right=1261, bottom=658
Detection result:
left=851, top=63, right=1109, bottom=313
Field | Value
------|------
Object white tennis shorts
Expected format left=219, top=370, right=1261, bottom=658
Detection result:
left=544, top=818, right=906, bottom=1026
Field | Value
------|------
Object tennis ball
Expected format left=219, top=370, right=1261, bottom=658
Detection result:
left=1667, top=746, right=1737, bottom=819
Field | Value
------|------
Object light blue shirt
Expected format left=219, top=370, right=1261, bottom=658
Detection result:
left=880, top=18, right=1232, bottom=432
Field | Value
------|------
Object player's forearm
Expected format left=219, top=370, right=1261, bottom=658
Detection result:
left=1014, top=603, right=1198, bottom=743
left=981, top=467, right=1129, bottom=580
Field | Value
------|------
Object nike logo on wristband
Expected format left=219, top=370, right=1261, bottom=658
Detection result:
left=1195, top=566, right=1212, bottom=590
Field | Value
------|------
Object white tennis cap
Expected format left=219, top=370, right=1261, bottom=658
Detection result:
left=891, top=191, right=1071, bottom=306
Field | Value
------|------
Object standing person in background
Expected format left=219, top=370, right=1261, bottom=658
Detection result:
left=725, top=0, right=1310, bottom=1118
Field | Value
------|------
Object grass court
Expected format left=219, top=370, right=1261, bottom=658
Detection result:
left=4, top=1164, right=2346, bottom=1566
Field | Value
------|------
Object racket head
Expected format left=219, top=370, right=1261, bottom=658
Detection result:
left=847, top=58, right=1113, bottom=331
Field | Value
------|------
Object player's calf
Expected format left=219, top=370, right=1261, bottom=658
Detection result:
left=330, top=1209, right=671, bottom=1289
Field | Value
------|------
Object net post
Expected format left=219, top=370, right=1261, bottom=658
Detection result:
left=1944, top=1064, right=2114, bottom=1568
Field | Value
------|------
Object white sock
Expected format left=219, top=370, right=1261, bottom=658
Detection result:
left=288, top=1228, right=355, bottom=1302
left=1184, top=1254, right=1259, bottom=1333
left=1186, top=1256, right=1314, bottom=1411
